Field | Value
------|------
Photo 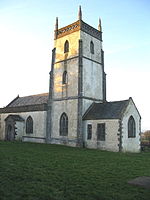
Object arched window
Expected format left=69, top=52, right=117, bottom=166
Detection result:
left=60, top=113, right=68, bottom=136
left=64, top=40, right=69, bottom=53
left=26, top=116, right=33, bottom=134
left=62, top=71, right=68, bottom=84
left=90, top=41, right=94, bottom=54
left=128, top=116, right=136, bottom=138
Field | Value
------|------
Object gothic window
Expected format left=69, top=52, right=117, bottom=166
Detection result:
left=62, top=71, right=68, bottom=84
left=60, top=113, right=68, bottom=136
left=90, top=41, right=94, bottom=54
left=97, top=123, right=105, bottom=141
left=26, top=116, right=33, bottom=134
left=128, top=116, right=136, bottom=138
left=64, top=40, right=69, bottom=53
left=87, top=124, right=92, bottom=140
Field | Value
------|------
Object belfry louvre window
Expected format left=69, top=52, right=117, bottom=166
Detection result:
left=87, top=124, right=92, bottom=140
left=64, top=40, right=69, bottom=53
left=60, top=113, right=68, bottom=136
left=26, top=116, right=33, bottom=134
left=90, top=41, right=94, bottom=54
left=128, top=116, right=136, bottom=138
left=97, top=123, right=105, bottom=141
left=62, top=71, right=68, bottom=84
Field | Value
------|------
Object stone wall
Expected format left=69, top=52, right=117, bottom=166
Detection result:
left=83, top=119, right=120, bottom=152
left=81, top=31, right=104, bottom=101
left=51, top=30, right=80, bottom=147
left=121, top=99, right=141, bottom=152
left=54, top=59, right=78, bottom=99
left=0, top=111, right=47, bottom=142
left=82, top=99, right=96, bottom=115
left=50, top=26, right=104, bottom=147
left=82, top=58, right=103, bottom=100
left=0, top=114, right=5, bottom=140
left=81, top=31, right=102, bottom=62
left=54, top=31, right=80, bottom=62
left=50, top=99, right=78, bottom=146
left=15, top=121, right=24, bottom=140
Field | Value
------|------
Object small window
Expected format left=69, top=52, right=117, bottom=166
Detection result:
left=87, top=124, right=92, bottom=140
left=128, top=116, right=136, bottom=138
left=60, top=113, right=68, bottom=136
left=64, top=40, right=69, bottom=53
left=62, top=71, right=68, bottom=84
left=90, top=41, right=94, bottom=54
left=26, top=116, right=33, bottom=134
left=97, top=123, right=105, bottom=141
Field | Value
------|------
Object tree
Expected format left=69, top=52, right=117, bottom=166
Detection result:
left=143, top=130, right=150, bottom=144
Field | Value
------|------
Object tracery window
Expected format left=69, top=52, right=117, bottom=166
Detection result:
left=90, top=41, right=94, bottom=54
left=128, top=116, right=136, bottom=138
left=60, top=113, right=68, bottom=136
left=62, top=71, right=68, bottom=84
left=26, top=116, right=33, bottom=134
left=64, top=40, right=69, bottom=53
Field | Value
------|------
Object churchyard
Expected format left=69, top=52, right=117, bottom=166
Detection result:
left=0, top=141, right=150, bottom=200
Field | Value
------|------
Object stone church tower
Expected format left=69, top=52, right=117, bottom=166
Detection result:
left=0, top=6, right=141, bottom=152
left=46, top=6, right=106, bottom=146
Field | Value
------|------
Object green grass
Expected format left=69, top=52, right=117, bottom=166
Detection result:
left=0, top=141, right=150, bottom=200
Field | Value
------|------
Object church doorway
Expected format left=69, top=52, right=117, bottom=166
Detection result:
left=6, top=124, right=15, bottom=141
left=5, top=115, right=24, bottom=141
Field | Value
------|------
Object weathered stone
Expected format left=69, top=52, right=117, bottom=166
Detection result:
left=128, top=176, right=150, bottom=189
left=0, top=8, right=141, bottom=153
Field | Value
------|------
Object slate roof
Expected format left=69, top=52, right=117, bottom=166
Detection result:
left=7, top=93, right=49, bottom=107
left=83, top=99, right=129, bottom=120
left=5, top=115, right=24, bottom=121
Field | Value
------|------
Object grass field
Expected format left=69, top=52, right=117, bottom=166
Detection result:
left=0, top=141, right=150, bottom=200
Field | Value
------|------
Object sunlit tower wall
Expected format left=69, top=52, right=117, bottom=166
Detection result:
left=47, top=7, right=106, bottom=147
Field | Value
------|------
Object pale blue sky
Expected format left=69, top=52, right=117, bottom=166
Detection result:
left=0, top=0, right=150, bottom=130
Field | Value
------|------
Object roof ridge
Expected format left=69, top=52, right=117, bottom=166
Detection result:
left=107, top=99, right=129, bottom=103
left=19, top=93, right=49, bottom=98
left=82, top=102, right=95, bottom=119
left=92, top=99, right=129, bottom=105
left=6, top=95, right=19, bottom=107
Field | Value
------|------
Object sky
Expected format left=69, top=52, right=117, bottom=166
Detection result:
left=0, top=0, right=150, bottom=131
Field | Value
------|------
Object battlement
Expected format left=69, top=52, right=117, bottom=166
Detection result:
left=55, top=20, right=102, bottom=41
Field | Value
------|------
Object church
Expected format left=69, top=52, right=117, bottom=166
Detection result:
left=0, top=7, right=141, bottom=152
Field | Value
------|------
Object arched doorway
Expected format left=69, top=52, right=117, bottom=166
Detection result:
left=6, top=124, right=15, bottom=141
left=5, top=115, right=24, bottom=141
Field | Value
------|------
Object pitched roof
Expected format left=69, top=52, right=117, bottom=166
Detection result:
left=83, top=99, right=129, bottom=120
left=6, top=93, right=48, bottom=107
left=5, top=115, right=24, bottom=121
